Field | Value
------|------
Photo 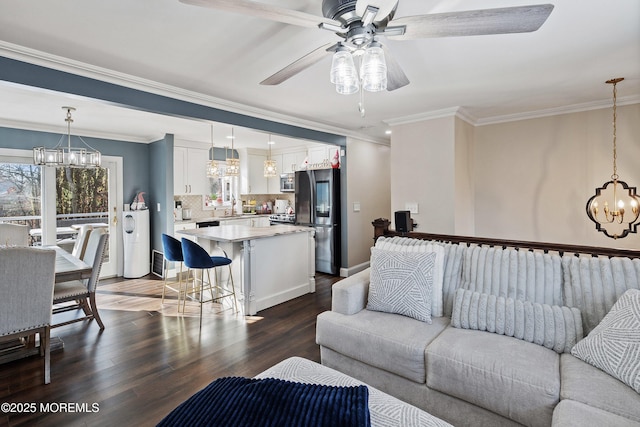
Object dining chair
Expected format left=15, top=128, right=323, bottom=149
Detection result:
left=0, top=247, right=56, bottom=384
left=161, top=234, right=185, bottom=311
left=53, top=228, right=108, bottom=329
left=71, top=224, right=93, bottom=259
left=181, top=238, right=239, bottom=322
left=0, top=223, right=29, bottom=246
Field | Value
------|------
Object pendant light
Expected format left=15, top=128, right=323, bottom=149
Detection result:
left=225, top=127, right=240, bottom=176
left=206, top=124, right=220, bottom=178
left=586, top=77, right=640, bottom=239
left=33, top=106, right=101, bottom=168
left=264, top=134, right=277, bottom=178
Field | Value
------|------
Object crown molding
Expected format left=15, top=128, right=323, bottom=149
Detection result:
left=0, top=41, right=372, bottom=144
left=0, top=118, right=156, bottom=143
left=382, top=97, right=640, bottom=129
left=474, top=96, right=640, bottom=126
left=384, top=107, right=477, bottom=127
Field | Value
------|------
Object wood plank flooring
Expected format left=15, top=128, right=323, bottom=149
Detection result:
left=0, top=273, right=340, bottom=427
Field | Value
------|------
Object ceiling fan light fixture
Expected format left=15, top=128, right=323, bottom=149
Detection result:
left=330, top=46, right=359, bottom=94
left=360, top=41, right=387, bottom=92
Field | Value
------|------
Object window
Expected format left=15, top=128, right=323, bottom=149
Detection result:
left=0, top=161, right=42, bottom=244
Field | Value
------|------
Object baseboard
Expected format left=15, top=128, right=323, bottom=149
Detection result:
left=339, top=261, right=370, bottom=278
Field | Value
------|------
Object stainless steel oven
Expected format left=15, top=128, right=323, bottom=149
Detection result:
left=280, top=173, right=295, bottom=192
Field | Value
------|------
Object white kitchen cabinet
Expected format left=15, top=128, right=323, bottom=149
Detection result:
left=174, top=146, right=210, bottom=195
left=250, top=216, right=271, bottom=227
left=281, top=150, right=308, bottom=174
left=240, top=148, right=276, bottom=195
left=267, top=154, right=282, bottom=194
left=173, top=221, right=197, bottom=242
left=221, top=217, right=251, bottom=227
left=308, top=145, right=339, bottom=166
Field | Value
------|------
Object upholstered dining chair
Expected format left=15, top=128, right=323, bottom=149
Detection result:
left=161, top=233, right=185, bottom=311
left=71, top=224, right=93, bottom=259
left=0, top=223, right=29, bottom=246
left=0, top=247, right=56, bottom=384
left=181, top=238, right=239, bottom=323
left=53, top=228, right=108, bottom=329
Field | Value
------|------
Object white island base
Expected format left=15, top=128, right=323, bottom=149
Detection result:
left=178, top=225, right=315, bottom=315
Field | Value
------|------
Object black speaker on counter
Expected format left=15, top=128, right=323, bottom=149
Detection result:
left=395, top=210, right=413, bottom=232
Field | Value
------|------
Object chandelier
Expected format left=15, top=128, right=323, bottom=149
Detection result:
left=586, top=78, right=640, bottom=239
left=33, top=107, right=102, bottom=168
left=225, top=127, right=240, bottom=176
left=206, top=124, right=221, bottom=178
left=264, top=134, right=277, bottom=178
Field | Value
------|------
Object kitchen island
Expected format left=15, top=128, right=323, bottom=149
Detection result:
left=178, top=224, right=315, bottom=315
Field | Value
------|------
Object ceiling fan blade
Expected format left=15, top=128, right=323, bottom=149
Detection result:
left=260, top=42, right=339, bottom=86
left=381, top=45, right=409, bottom=91
left=388, top=4, right=554, bottom=40
left=179, top=0, right=341, bottom=29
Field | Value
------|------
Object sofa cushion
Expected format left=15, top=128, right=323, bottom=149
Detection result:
left=451, top=289, right=583, bottom=353
left=552, top=400, right=640, bottom=427
left=426, top=326, right=560, bottom=427
left=571, top=288, right=640, bottom=393
left=367, top=248, right=436, bottom=323
left=316, top=310, right=449, bottom=384
left=375, top=237, right=446, bottom=317
left=560, top=353, right=640, bottom=422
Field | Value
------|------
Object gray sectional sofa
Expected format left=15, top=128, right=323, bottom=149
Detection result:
left=316, top=235, right=640, bottom=427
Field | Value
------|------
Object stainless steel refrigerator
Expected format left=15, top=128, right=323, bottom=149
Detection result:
left=295, top=168, right=341, bottom=275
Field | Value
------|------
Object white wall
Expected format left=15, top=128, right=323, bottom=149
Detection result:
left=345, top=137, right=391, bottom=273
left=388, top=104, right=640, bottom=250
left=474, top=104, right=640, bottom=249
left=391, top=117, right=455, bottom=233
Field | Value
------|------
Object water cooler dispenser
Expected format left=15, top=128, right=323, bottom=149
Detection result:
left=123, top=209, right=150, bottom=278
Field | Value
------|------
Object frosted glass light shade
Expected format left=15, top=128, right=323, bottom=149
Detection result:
left=361, top=43, right=387, bottom=92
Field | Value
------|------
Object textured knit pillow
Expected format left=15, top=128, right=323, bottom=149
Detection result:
left=367, top=247, right=436, bottom=323
left=374, top=237, right=445, bottom=317
left=451, top=289, right=584, bottom=353
left=571, top=289, right=640, bottom=393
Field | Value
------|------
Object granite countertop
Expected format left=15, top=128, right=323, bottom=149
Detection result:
left=177, top=224, right=312, bottom=243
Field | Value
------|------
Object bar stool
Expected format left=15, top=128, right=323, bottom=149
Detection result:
left=181, top=238, right=239, bottom=322
left=161, top=234, right=185, bottom=311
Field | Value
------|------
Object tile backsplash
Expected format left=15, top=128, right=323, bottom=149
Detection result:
left=173, top=194, right=294, bottom=221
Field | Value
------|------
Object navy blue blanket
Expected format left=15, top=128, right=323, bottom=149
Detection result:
left=157, top=376, right=370, bottom=427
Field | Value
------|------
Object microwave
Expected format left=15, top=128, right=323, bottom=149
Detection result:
left=280, top=173, right=295, bottom=192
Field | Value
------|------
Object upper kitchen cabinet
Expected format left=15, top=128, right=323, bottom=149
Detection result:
left=239, top=148, right=269, bottom=195
left=308, top=145, right=339, bottom=166
left=281, top=150, right=308, bottom=174
left=174, top=142, right=210, bottom=195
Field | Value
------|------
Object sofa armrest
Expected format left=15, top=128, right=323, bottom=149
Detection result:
left=332, top=268, right=370, bottom=315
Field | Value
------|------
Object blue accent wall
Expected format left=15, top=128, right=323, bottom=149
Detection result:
left=0, top=126, right=150, bottom=204
left=149, top=134, right=174, bottom=252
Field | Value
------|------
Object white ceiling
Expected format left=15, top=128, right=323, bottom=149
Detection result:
left=0, top=0, right=638, bottom=148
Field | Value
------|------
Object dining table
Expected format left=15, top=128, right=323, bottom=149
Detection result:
left=50, top=245, right=92, bottom=283
left=0, top=246, right=92, bottom=364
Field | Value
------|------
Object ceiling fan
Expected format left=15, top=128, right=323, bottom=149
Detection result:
left=179, top=0, right=554, bottom=93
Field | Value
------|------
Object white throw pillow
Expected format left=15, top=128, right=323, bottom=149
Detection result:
left=374, top=237, right=445, bottom=317
left=571, top=289, right=640, bottom=393
left=367, top=247, right=435, bottom=323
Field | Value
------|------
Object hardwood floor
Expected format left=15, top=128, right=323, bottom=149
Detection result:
left=0, top=273, right=340, bottom=427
